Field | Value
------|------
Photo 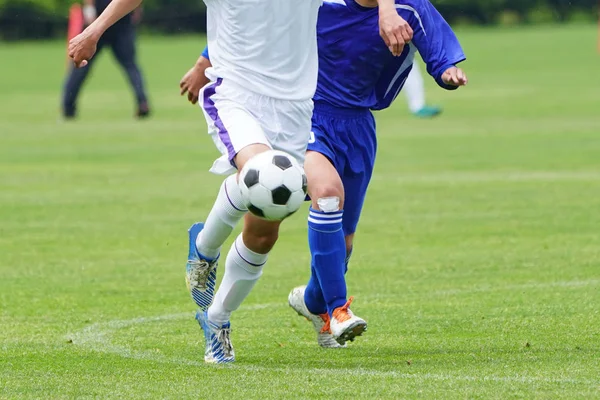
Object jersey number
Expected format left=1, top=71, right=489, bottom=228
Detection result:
left=309, top=131, right=316, bottom=144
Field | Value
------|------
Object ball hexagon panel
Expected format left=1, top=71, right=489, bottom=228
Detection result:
left=258, top=163, right=285, bottom=190
left=261, top=204, right=290, bottom=221
left=280, top=167, right=303, bottom=192
left=247, top=184, right=273, bottom=209
left=287, top=190, right=306, bottom=212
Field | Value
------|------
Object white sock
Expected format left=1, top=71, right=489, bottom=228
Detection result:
left=404, top=61, right=426, bottom=113
left=207, top=234, right=267, bottom=325
left=196, top=174, right=247, bottom=260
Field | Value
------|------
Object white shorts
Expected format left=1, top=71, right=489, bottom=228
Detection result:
left=199, top=76, right=314, bottom=175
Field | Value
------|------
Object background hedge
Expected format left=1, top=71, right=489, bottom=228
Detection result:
left=0, top=0, right=597, bottom=40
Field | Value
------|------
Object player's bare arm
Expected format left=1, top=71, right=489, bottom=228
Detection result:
left=180, top=55, right=211, bottom=105
left=376, top=0, right=413, bottom=56
left=68, top=0, right=142, bottom=67
left=441, top=66, right=468, bottom=87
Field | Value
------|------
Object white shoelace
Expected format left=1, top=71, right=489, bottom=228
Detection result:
left=216, top=328, right=233, bottom=356
left=187, top=259, right=215, bottom=289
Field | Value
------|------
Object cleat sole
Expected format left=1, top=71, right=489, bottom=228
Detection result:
left=335, top=321, right=367, bottom=345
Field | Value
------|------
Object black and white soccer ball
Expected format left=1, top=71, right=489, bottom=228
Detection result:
left=239, top=150, right=308, bottom=221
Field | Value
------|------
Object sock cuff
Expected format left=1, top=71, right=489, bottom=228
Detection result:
left=308, top=207, right=343, bottom=233
left=223, top=174, right=248, bottom=213
left=234, top=234, right=267, bottom=270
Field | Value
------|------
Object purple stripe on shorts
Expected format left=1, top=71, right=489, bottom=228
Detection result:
left=203, top=78, right=236, bottom=161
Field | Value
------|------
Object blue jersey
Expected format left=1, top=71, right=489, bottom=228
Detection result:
left=201, top=0, right=465, bottom=111
left=315, top=0, right=465, bottom=111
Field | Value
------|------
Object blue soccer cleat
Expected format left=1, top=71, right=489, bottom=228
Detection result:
left=413, top=105, right=443, bottom=119
left=185, top=222, right=218, bottom=311
left=196, top=310, right=235, bottom=364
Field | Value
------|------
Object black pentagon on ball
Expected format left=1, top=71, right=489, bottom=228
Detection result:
left=271, top=185, right=292, bottom=205
left=272, top=155, right=293, bottom=170
left=244, top=169, right=260, bottom=188
left=301, top=174, right=308, bottom=194
left=247, top=204, right=265, bottom=218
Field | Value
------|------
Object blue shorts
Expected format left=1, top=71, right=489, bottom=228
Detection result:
left=308, top=102, right=377, bottom=236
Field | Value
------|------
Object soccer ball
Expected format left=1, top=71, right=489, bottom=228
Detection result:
left=239, top=150, right=308, bottom=221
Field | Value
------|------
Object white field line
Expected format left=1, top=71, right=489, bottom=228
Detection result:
left=66, top=302, right=597, bottom=386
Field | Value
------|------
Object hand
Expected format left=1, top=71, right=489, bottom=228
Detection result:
left=179, top=58, right=210, bottom=105
left=378, top=5, right=413, bottom=56
left=441, top=67, right=468, bottom=87
left=68, top=28, right=100, bottom=68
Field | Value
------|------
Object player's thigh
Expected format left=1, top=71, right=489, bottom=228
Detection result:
left=305, top=150, right=345, bottom=211
left=242, top=212, right=282, bottom=254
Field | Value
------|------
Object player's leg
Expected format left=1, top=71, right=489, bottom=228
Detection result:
left=288, top=149, right=349, bottom=348
left=186, top=81, right=271, bottom=312
left=339, top=111, right=377, bottom=271
left=61, top=40, right=104, bottom=118
left=290, top=108, right=367, bottom=345
left=195, top=142, right=278, bottom=364
left=194, top=82, right=305, bottom=363
left=110, top=25, right=150, bottom=117
left=305, top=150, right=346, bottom=315
left=404, top=61, right=442, bottom=118
left=199, top=205, right=279, bottom=363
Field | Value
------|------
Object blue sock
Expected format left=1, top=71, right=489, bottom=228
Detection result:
left=307, top=207, right=347, bottom=316
left=304, top=265, right=326, bottom=315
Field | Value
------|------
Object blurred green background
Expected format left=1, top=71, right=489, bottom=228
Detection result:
left=0, top=0, right=598, bottom=40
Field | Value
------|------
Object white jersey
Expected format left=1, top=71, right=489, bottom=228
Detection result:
left=204, top=0, right=321, bottom=101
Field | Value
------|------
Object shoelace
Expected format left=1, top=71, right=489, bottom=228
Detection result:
left=319, top=313, right=332, bottom=334
left=332, top=296, right=355, bottom=323
left=187, top=259, right=215, bottom=289
left=216, top=328, right=233, bottom=357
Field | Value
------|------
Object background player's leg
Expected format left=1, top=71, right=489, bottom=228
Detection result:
left=110, top=25, right=149, bottom=116
left=61, top=42, right=103, bottom=118
left=404, top=62, right=426, bottom=114
left=304, top=150, right=348, bottom=316
left=404, top=62, right=442, bottom=118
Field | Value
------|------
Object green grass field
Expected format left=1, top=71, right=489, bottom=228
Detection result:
left=1, top=25, right=600, bottom=398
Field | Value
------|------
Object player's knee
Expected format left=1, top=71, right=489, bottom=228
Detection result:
left=311, top=187, right=344, bottom=212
